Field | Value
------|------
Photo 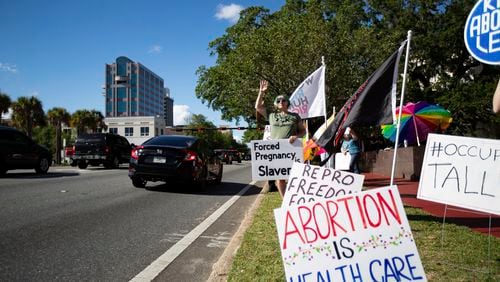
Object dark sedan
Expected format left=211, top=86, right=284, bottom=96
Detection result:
left=0, top=126, right=52, bottom=175
left=128, top=135, right=223, bottom=188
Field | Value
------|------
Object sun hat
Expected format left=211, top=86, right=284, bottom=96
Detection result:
left=274, top=95, right=290, bottom=105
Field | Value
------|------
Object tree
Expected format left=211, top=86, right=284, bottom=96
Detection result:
left=196, top=0, right=500, bottom=138
left=48, top=107, right=71, bottom=164
left=0, top=91, right=11, bottom=125
left=186, top=114, right=234, bottom=150
left=71, top=109, right=106, bottom=135
left=11, top=96, right=46, bottom=137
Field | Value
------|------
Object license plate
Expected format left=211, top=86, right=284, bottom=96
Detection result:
left=153, top=156, right=166, bottom=163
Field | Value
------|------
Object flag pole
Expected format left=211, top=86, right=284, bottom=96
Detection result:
left=390, top=30, right=412, bottom=186
left=321, top=56, right=327, bottom=126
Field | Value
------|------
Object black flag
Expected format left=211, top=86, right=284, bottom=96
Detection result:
left=315, top=41, right=407, bottom=149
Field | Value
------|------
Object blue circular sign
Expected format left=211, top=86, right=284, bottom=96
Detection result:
left=464, top=0, right=500, bottom=65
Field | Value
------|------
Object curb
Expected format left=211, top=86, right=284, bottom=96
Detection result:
left=207, top=182, right=267, bottom=282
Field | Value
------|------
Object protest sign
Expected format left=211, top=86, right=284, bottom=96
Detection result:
left=418, top=134, right=500, bottom=215
left=262, top=125, right=272, bottom=140
left=464, top=0, right=500, bottom=65
left=282, top=162, right=364, bottom=208
left=274, top=186, right=426, bottom=281
left=335, top=153, right=351, bottom=170
left=250, top=139, right=303, bottom=181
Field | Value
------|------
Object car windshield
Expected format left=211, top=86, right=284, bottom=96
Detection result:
left=143, top=135, right=196, bottom=147
left=76, top=134, right=105, bottom=143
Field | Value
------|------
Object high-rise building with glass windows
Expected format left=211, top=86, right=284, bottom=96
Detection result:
left=105, top=56, right=169, bottom=119
left=104, top=56, right=173, bottom=144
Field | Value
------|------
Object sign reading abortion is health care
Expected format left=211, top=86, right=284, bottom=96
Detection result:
left=250, top=139, right=303, bottom=180
left=464, top=0, right=500, bottom=64
left=418, top=134, right=500, bottom=215
left=274, top=186, right=426, bottom=281
left=281, top=162, right=364, bottom=208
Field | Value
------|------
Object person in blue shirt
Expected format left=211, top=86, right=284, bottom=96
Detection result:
left=340, top=127, right=361, bottom=174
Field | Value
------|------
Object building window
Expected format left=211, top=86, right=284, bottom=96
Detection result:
left=109, top=128, right=118, bottom=134
left=125, top=127, right=134, bottom=136
left=140, top=127, right=149, bottom=136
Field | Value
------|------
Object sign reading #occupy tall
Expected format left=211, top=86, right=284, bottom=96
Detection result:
left=418, top=134, right=500, bottom=215
left=464, top=0, right=500, bottom=64
left=250, top=139, right=303, bottom=180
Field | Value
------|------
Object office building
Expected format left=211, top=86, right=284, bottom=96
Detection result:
left=104, top=56, right=171, bottom=143
left=104, top=56, right=169, bottom=118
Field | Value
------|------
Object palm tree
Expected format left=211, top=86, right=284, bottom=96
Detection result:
left=71, top=109, right=92, bottom=136
left=48, top=107, right=71, bottom=164
left=90, top=109, right=107, bottom=133
left=11, top=96, right=46, bottom=137
left=71, top=109, right=107, bottom=135
left=0, top=92, right=11, bottom=125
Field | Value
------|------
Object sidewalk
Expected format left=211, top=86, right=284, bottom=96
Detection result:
left=362, top=172, right=500, bottom=238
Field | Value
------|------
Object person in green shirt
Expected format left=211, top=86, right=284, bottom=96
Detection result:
left=255, top=80, right=305, bottom=198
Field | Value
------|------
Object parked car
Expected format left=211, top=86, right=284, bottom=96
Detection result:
left=129, top=135, right=223, bottom=188
left=0, top=126, right=52, bottom=175
left=73, top=133, right=131, bottom=169
left=214, top=149, right=233, bottom=164
left=228, top=149, right=242, bottom=163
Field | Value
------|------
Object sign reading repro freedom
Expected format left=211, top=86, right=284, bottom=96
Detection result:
left=282, top=162, right=364, bottom=208
left=250, top=139, right=303, bottom=180
left=418, top=134, right=500, bottom=215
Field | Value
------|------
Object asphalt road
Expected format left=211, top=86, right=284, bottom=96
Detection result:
left=0, top=161, right=258, bottom=281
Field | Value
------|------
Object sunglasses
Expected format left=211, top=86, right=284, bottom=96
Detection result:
left=276, top=98, right=287, bottom=103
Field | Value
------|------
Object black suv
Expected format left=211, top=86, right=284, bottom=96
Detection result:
left=0, top=126, right=52, bottom=175
left=73, top=133, right=131, bottom=169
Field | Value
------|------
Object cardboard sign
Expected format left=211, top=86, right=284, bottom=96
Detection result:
left=335, top=153, right=351, bottom=170
left=250, top=139, right=303, bottom=180
left=418, top=134, right=500, bottom=215
left=282, top=162, right=364, bottom=207
left=274, top=186, right=426, bottom=281
left=262, top=125, right=272, bottom=140
left=464, top=0, right=500, bottom=65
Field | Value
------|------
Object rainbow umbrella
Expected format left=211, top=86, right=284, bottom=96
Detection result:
left=381, top=101, right=452, bottom=146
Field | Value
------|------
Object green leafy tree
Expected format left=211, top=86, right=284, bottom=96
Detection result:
left=11, top=96, right=46, bottom=138
left=0, top=91, right=11, bottom=125
left=48, top=107, right=71, bottom=164
left=32, top=126, right=55, bottom=156
left=186, top=114, right=235, bottom=150
left=197, top=0, right=499, bottom=138
left=71, top=109, right=106, bottom=135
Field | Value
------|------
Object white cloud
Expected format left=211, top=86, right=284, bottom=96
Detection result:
left=215, top=3, right=243, bottom=24
left=31, top=90, right=40, bottom=97
left=0, top=62, right=18, bottom=73
left=148, top=45, right=163, bottom=54
left=174, top=105, right=192, bottom=125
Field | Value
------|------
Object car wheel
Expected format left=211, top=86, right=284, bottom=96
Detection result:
left=132, top=177, right=146, bottom=188
left=112, top=156, right=120, bottom=168
left=35, top=157, right=50, bottom=174
left=78, top=161, right=88, bottom=169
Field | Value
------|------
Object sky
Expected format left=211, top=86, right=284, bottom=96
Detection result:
left=0, top=0, right=284, bottom=141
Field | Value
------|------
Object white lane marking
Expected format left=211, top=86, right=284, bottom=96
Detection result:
left=129, top=181, right=256, bottom=282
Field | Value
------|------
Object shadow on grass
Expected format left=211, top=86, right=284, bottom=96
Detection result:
left=405, top=207, right=500, bottom=231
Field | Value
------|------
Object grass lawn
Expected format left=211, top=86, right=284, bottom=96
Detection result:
left=228, top=191, right=499, bottom=281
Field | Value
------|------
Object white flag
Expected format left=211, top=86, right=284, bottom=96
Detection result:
left=288, top=65, right=325, bottom=119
